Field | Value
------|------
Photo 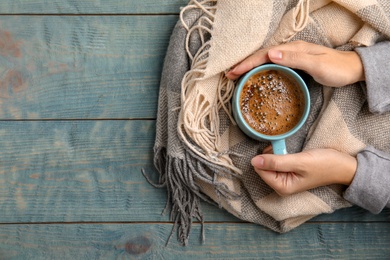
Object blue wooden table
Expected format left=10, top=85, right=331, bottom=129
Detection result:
left=0, top=1, right=389, bottom=259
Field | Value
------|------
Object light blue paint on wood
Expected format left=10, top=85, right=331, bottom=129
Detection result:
left=1, top=223, right=390, bottom=259
left=0, top=15, right=178, bottom=119
left=0, top=0, right=389, bottom=258
left=0, top=0, right=188, bottom=14
left=0, top=120, right=240, bottom=223
left=0, top=120, right=388, bottom=224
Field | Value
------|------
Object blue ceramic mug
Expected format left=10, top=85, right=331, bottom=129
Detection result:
left=232, top=64, right=310, bottom=154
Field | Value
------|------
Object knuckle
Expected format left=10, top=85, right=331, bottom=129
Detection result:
left=267, top=157, right=279, bottom=171
left=288, top=51, right=300, bottom=63
left=290, top=40, right=308, bottom=51
left=296, top=153, right=311, bottom=173
left=292, top=40, right=306, bottom=47
left=274, top=182, right=293, bottom=197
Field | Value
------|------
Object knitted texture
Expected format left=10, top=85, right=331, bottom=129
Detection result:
left=152, top=0, right=390, bottom=245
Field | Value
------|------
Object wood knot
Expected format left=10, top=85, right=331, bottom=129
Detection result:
left=125, top=236, right=152, bottom=255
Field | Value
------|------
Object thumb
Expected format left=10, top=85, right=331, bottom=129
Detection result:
left=268, top=49, right=316, bottom=74
left=251, top=153, right=303, bottom=173
left=251, top=154, right=304, bottom=196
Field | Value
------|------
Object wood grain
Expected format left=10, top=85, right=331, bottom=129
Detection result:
left=0, top=15, right=178, bottom=120
left=1, top=223, right=390, bottom=259
left=0, top=0, right=188, bottom=14
left=0, top=120, right=239, bottom=223
left=0, top=120, right=388, bottom=224
left=0, top=0, right=389, bottom=258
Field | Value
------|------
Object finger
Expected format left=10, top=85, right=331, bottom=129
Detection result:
left=254, top=168, right=299, bottom=196
left=251, top=153, right=304, bottom=173
left=268, top=48, right=322, bottom=74
left=262, top=145, right=273, bottom=154
left=226, top=41, right=327, bottom=80
left=271, top=40, right=328, bottom=54
left=255, top=168, right=279, bottom=189
left=225, top=48, right=271, bottom=80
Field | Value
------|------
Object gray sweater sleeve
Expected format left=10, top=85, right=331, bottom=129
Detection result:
left=355, top=41, right=390, bottom=113
left=343, top=41, right=390, bottom=213
left=344, top=147, right=390, bottom=213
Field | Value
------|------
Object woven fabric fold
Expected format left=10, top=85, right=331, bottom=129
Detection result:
left=152, top=0, right=390, bottom=245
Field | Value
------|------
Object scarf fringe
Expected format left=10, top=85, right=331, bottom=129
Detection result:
left=151, top=0, right=390, bottom=246
left=151, top=146, right=240, bottom=246
left=289, top=0, right=310, bottom=41
left=178, top=0, right=241, bottom=174
left=178, top=0, right=310, bottom=171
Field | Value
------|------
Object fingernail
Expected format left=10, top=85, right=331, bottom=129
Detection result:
left=268, top=49, right=282, bottom=60
left=251, top=156, right=264, bottom=167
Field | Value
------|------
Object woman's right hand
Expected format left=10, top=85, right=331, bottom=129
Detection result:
left=225, top=40, right=365, bottom=87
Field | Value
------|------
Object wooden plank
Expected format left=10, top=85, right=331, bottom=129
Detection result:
left=312, top=206, right=390, bottom=222
left=0, top=15, right=178, bottom=120
left=1, top=223, right=390, bottom=259
left=0, top=0, right=188, bottom=14
left=0, top=120, right=238, bottom=223
left=0, top=120, right=388, bottom=224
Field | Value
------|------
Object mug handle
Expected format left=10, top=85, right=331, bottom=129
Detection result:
left=271, top=139, right=287, bottom=155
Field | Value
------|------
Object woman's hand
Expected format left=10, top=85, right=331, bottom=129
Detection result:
left=229, top=41, right=361, bottom=194
left=226, top=40, right=365, bottom=87
left=251, top=147, right=357, bottom=196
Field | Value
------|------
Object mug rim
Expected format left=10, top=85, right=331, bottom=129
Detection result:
left=233, top=64, right=310, bottom=141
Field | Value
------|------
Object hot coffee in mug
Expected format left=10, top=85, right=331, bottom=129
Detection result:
left=232, top=64, right=310, bottom=154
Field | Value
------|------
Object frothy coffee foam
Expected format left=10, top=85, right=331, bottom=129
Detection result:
left=240, top=69, right=305, bottom=136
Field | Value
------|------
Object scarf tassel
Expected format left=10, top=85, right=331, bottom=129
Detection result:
left=147, top=146, right=240, bottom=245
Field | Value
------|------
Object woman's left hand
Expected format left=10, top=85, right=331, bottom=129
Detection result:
left=251, top=147, right=357, bottom=196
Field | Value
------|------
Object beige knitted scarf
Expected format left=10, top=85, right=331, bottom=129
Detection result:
left=152, top=0, right=390, bottom=245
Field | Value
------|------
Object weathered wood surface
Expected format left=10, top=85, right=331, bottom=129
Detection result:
left=0, top=0, right=188, bottom=14
left=1, top=223, right=390, bottom=259
left=0, top=1, right=389, bottom=259
left=0, top=120, right=239, bottom=223
left=0, top=119, right=386, bottom=224
left=0, top=15, right=179, bottom=119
